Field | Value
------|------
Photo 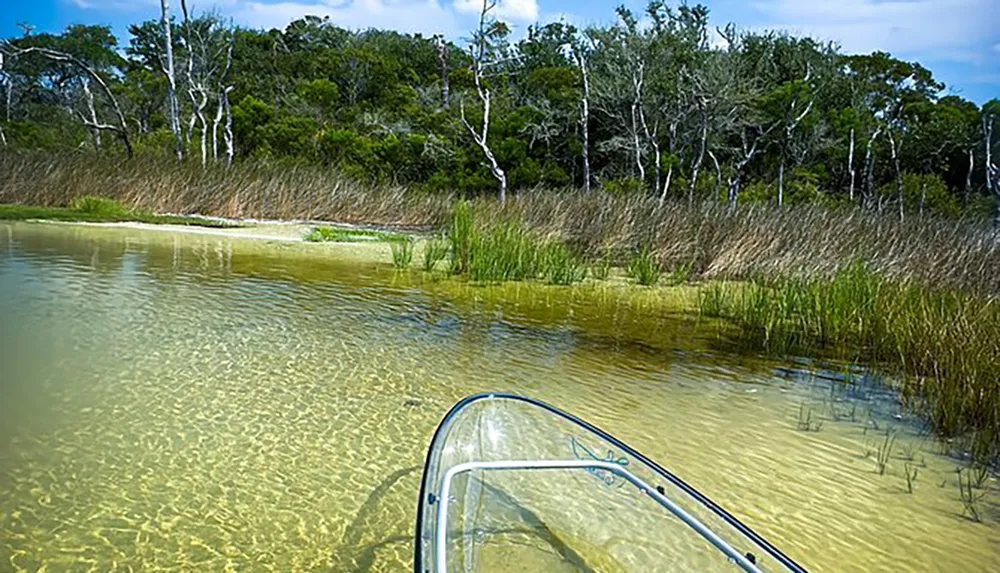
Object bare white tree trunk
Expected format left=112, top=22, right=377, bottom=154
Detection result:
left=847, top=127, right=856, bottom=202
left=887, top=126, right=904, bottom=221
left=985, top=112, right=998, bottom=229
left=659, top=163, right=673, bottom=205
left=196, top=92, right=208, bottom=167
left=181, top=0, right=211, bottom=167
left=777, top=67, right=813, bottom=208
left=570, top=45, right=591, bottom=193
left=223, top=85, right=234, bottom=168
left=862, top=126, right=882, bottom=208
left=777, top=162, right=784, bottom=207
left=0, top=52, right=8, bottom=149
left=435, top=35, right=449, bottom=109
left=964, top=148, right=973, bottom=204
left=160, top=0, right=183, bottom=160
left=461, top=0, right=507, bottom=202
left=630, top=61, right=645, bottom=184
left=689, top=106, right=707, bottom=204
left=212, top=93, right=222, bottom=162
left=986, top=112, right=996, bottom=196
left=213, top=37, right=234, bottom=165
left=81, top=77, right=101, bottom=149
left=708, top=149, right=722, bottom=200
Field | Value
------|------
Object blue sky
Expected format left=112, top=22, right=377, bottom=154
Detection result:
left=3, top=0, right=998, bottom=103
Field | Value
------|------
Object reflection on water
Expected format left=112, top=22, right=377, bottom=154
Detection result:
left=0, top=222, right=997, bottom=572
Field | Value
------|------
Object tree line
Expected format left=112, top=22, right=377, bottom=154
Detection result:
left=1, top=0, right=998, bottom=223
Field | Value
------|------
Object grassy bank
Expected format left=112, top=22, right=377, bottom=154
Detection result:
left=0, top=198, right=234, bottom=228
left=3, top=153, right=999, bottom=294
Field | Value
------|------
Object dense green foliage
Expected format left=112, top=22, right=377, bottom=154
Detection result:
left=0, top=4, right=997, bottom=218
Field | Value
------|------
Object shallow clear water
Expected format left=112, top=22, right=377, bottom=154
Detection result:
left=1, top=221, right=997, bottom=572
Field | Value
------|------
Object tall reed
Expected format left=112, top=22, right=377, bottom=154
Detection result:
left=698, top=263, right=1000, bottom=463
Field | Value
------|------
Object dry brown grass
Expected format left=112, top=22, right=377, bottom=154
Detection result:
left=0, top=153, right=451, bottom=228
left=4, top=153, right=999, bottom=294
left=475, top=190, right=1000, bottom=296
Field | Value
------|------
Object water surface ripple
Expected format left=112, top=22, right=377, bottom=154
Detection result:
left=1, top=222, right=997, bottom=572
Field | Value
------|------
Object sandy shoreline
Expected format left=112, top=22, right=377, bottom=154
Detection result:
left=21, top=217, right=409, bottom=243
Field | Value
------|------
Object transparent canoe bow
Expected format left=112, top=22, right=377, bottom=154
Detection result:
left=414, top=393, right=807, bottom=573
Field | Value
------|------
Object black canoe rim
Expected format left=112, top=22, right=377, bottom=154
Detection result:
left=413, top=392, right=808, bottom=573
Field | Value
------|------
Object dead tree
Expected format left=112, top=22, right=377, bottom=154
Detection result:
left=632, top=61, right=663, bottom=194
left=80, top=77, right=101, bottom=149
left=964, top=148, right=974, bottom=203
left=223, top=85, right=234, bottom=167
left=727, top=123, right=775, bottom=210
left=984, top=111, right=998, bottom=229
left=160, top=0, right=183, bottom=160
left=0, top=52, right=8, bottom=148
left=861, top=126, right=882, bottom=209
left=435, top=35, right=449, bottom=109
left=211, top=37, right=234, bottom=164
left=627, top=58, right=647, bottom=185
left=1, top=44, right=132, bottom=157
left=181, top=0, right=207, bottom=166
left=886, top=119, right=905, bottom=221
left=847, top=127, right=855, bottom=201
left=707, top=149, right=722, bottom=199
left=777, top=66, right=814, bottom=207
left=461, top=0, right=507, bottom=202
left=689, top=103, right=708, bottom=204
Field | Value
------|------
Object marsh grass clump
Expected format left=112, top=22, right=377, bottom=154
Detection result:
left=442, top=202, right=585, bottom=285
left=70, top=195, right=132, bottom=217
left=304, top=226, right=404, bottom=243
left=957, top=468, right=988, bottom=522
left=696, top=262, right=1000, bottom=464
left=449, top=200, right=474, bottom=275
left=589, top=251, right=613, bottom=281
left=875, top=431, right=897, bottom=475
left=390, top=238, right=414, bottom=269
left=698, top=283, right=728, bottom=317
left=542, top=242, right=586, bottom=286
left=626, top=247, right=662, bottom=286
left=467, top=221, right=544, bottom=283
left=665, top=260, right=694, bottom=286
left=423, top=235, right=450, bottom=271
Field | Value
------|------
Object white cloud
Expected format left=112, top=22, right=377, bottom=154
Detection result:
left=227, top=0, right=463, bottom=35
left=749, top=0, right=997, bottom=63
left=69, top=0, right=159, bottom=9
left=453, top=0, right=538, bottom=23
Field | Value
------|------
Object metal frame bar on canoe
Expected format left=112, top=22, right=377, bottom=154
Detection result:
left=434, top=459, right=763, bottom=573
